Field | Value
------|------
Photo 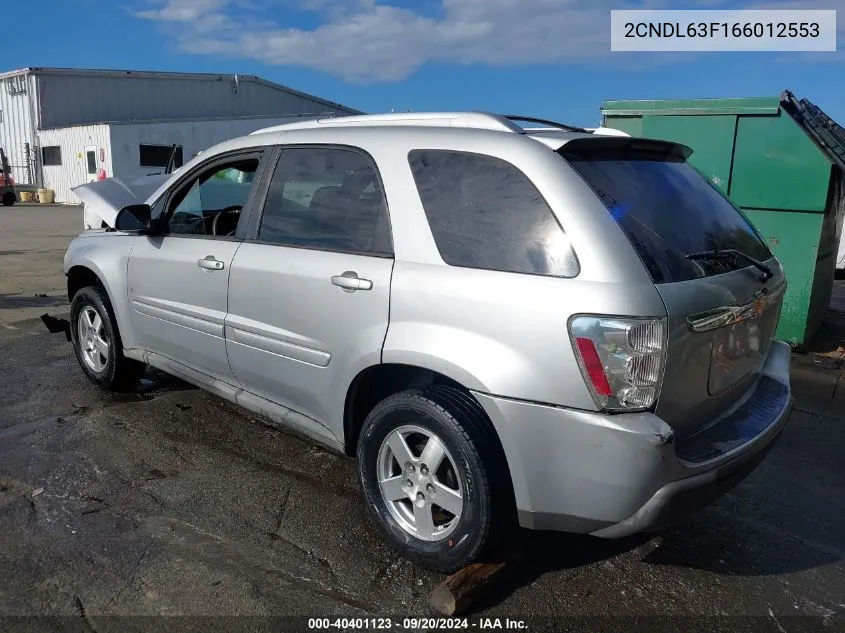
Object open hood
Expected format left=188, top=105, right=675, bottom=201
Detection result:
left=73, top=174, right=170, bottom=228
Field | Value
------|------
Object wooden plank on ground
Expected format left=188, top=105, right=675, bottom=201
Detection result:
left=429, top=544, right=524, bottom=616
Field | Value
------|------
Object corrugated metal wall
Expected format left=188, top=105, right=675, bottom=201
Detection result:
left=109, top=117, right=311, bottom=182
left=38, top=124, right=111, bottom=203
left=37, top=116, right=316, bottom=203
left=37, top=71, right=358, bottom=130
left=0, top=67, right=362, bottom=201
left=0, top=73, right=37, bottom=184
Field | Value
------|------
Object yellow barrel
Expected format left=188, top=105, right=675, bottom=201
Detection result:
left=37, top=189, right=55, bottom=204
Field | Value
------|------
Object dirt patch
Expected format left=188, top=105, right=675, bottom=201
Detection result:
left=804, top=308, right=845, bottom=360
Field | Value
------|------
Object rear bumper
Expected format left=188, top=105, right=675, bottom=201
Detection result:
left=472, top=340, right=793, bottom=537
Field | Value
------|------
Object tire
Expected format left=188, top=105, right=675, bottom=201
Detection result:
left=2, top=191, right=15, bottom=206
left=356, top=385, right=513, bottom=573
left=70, top=285, right=145, bottom=392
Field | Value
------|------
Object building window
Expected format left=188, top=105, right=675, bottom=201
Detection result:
left=86, top=149, right=97, bottom=175
left=139, top=144, right=183, bottom=169
left=6, top=75, right=27, bottom=96
left=42, top=146, right=62, bottom=167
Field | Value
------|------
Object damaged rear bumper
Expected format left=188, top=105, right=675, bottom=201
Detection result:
left=472, top=340, right=793, bottom=537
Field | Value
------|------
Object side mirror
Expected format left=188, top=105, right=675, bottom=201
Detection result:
left=114, top=204, right=152, bottom=232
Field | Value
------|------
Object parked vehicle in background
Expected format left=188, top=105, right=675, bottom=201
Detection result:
left=64, top=112, right=793, bottom=572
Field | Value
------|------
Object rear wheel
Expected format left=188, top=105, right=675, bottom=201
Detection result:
left=70, top=286, right=145, bottom=391
left=2, top=192, right=16, bottom=206
left=356, top=386, right=510, bottom=573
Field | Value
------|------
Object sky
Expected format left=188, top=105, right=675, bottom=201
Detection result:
left=3, top=0, right=844, bottom=127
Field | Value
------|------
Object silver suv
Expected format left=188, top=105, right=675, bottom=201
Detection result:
left=65, top=112, right=793, bottom=573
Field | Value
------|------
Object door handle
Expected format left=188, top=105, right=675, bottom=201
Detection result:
left=197, top=255, right=225, bottom=271
left=331, top=271, right=373, bottom=292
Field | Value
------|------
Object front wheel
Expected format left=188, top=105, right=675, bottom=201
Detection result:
left=357, top=386, right=510, bottom=573
left=70, top=286, right=145, bottom=391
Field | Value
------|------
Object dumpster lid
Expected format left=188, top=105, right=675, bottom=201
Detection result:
left=601, top=91, right=845, bottom=172
left=780, top=90, right=845, bottom=173
left=600, top=96, right=782, bottom=117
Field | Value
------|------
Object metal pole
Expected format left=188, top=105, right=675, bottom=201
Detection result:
left=24, top=143, right=32, bottom=185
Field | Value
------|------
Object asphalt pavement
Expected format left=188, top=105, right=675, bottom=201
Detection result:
left=1, top=205, right=844, bottom=633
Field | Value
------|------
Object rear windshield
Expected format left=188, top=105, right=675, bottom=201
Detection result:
left=561, top=146, right=772, bottom=284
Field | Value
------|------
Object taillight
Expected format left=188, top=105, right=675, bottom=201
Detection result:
left=569, top=315, right=666, bottom=411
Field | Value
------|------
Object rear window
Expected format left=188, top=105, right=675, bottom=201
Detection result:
left=561, top=145, right=772, bottom=284
left=408, top=150, right=579, bottom=278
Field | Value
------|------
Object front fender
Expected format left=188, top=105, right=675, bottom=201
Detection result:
left=64, top=234, right=137, bottom=349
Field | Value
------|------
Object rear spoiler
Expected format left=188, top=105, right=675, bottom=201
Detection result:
left=559, top=136, right=694, bottom=161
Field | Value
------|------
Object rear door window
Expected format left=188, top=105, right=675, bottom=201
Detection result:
left=561, top=144, right=772, bottom=284
left=408, top=150, right=578, bottom=278
left=258, top=146, right=392, bottom=256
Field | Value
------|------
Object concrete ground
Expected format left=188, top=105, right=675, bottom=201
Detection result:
left=1, top=205, right=844, bottom=632
left=0, top=204, right=75, bottom=326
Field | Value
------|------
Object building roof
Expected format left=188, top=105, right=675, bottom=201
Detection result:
left=0, top=66, right=364, bottom=115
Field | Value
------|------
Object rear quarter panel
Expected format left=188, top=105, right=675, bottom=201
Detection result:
left=328, top=126, right=670, bottom=407
left=384, top=262, right=666, bottom=407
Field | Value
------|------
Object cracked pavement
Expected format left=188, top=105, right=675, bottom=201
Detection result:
left=1, top=206, right=844, bottom=632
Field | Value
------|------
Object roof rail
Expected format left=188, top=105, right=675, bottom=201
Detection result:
left=250, top=112, right=525, bottom=135
left=504, top=115, right=589, bottom=133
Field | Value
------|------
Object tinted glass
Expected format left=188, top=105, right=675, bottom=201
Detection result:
left=166, top=158, right=258, bottom=236
left=408, top=150, right=578, bottom=277
left=562, top=147, right=772, bottom=284
left=258, top=147, right=392, bottom=255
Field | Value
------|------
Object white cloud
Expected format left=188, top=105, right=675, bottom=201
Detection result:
left=134, top=0, right=229, bottom=21
left=132, top=0, right=844, bottom=82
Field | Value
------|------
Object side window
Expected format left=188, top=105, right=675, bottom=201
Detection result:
left=150, top=194, right=167, bottom=222
left=258, top=147, right=392, bottom=255
left=408, top=150, right=578, bottom=278
left=164, top=157, right=260, bottom=237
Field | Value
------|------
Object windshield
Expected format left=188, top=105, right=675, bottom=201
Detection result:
left=561, top=146, right=772, bottom=284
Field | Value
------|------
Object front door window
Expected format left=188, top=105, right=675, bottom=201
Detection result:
left=163, top=158, right=260, bottom=237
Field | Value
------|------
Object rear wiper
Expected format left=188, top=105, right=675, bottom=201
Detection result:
left=685, top=249, right=773, bottom=282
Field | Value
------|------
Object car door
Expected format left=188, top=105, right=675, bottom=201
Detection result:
left=225, top=145, right=394, bottom=435
left=126, top=148, right=269, bottom=384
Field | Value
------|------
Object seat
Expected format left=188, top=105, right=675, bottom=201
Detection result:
left=308, top=181, right=388, bottom=253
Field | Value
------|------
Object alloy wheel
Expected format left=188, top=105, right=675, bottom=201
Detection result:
left=77, top=305, right=110, bottom=373
left=376, top=424, right=464, bottom=542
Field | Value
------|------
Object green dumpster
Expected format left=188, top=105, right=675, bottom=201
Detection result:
left=601, top=90, right=845, bottom=348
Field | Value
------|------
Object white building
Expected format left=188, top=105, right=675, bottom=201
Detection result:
left=0, top=67, right=362, bottom=203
